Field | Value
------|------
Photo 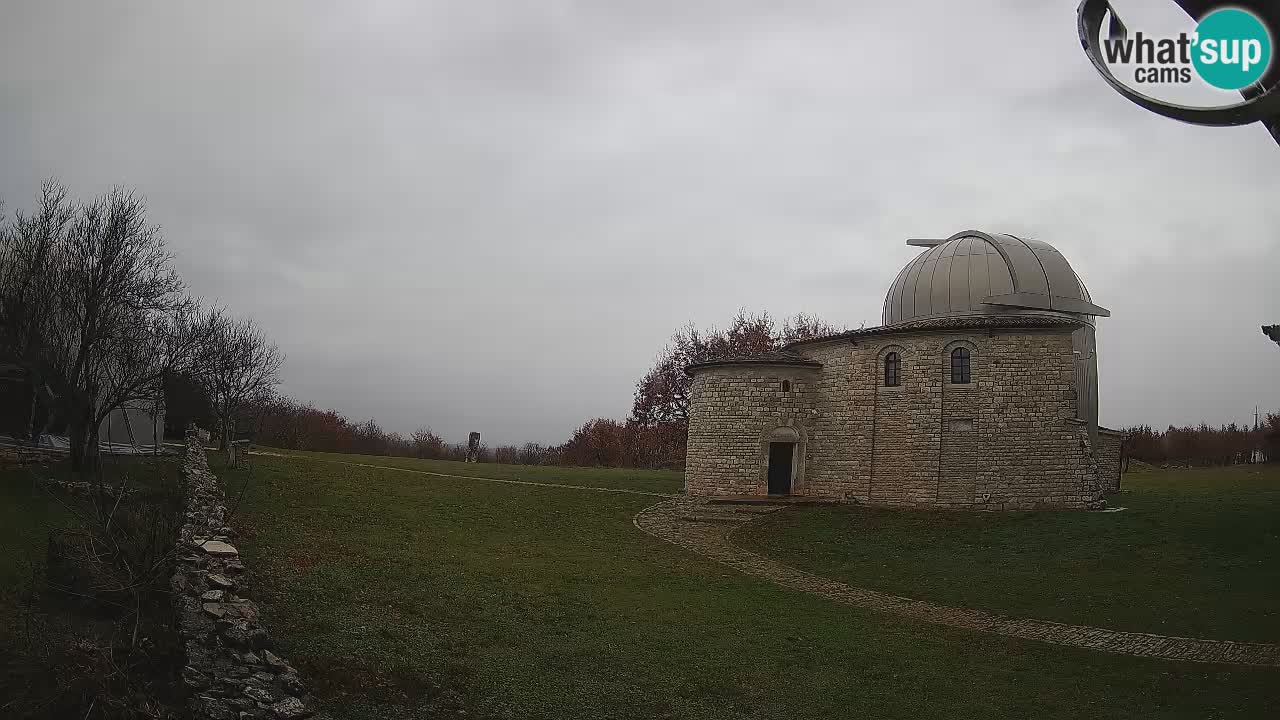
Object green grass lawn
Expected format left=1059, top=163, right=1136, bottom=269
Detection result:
left=1, top=453, right=185, bottom=718
left=231, top=451, right=1279, bottom=719
left=737, top=464, right=1280, bottom=643
left=259, top=448, right=685, bottom=495
left=0, top=465, right=74, bottom=628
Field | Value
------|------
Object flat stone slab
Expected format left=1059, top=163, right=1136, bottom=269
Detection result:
left=262, top=649, right=290, bottom=671
left=200, top=540, right=239, bottom=557
left=207, top=573, right=235, bottom=589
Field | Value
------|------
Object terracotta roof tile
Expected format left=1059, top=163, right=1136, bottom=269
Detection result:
left=685, top=350, right=822, bottom=374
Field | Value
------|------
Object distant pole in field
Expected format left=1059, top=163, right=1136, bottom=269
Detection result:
left=467, top=432, right=481, bottom=463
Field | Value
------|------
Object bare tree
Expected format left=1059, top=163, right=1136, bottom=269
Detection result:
left=1, top=183, right=194, bottom=471
left=0, top=182, right=75, bottom=443
left=631, top=310, right=842, bottom=426
left=200, top=313, right=284, bottom=449
left=780, top=312, right=841, bottom=345
left=54, top=188, right=189, bottom=471
left=93, top=299, right=210, bottom=448
left=411, top=426, right=446, bottom=459
left=1264, top=325, right=1280, bottom=349
left=518, top=442, right=546, bottom=465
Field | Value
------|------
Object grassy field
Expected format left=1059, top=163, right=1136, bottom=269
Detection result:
left=737, top=464, right=1280, bottom=642
left=0, top=455, right=181, bottom=626
left=257, top=448, right=685, bottom=494
left=0, top=454, right=185, bottom=718
left=0, top=463, right=75, bottom=632
left=228, top=451, right=1279, bottom=719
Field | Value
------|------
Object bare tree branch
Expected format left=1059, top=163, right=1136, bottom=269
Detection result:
left=197, top=312, right=284, bottom=448
left=1, top=182, right=192, bottom=472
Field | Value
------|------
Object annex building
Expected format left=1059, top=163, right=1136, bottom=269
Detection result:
left=684, top=230, right=1123, bottom=510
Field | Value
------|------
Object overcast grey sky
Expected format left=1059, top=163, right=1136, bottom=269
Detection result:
left=2, top=0, right=1277, bottom=444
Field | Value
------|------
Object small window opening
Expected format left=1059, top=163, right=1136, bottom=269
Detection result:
left=884, top=352, right=900, bottom=387
left=951, top=347, right=971, bottom=384
left=781, top=380, right=791, bottom=392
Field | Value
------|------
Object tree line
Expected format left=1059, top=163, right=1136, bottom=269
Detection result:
left=219, top=309, right=840, bottom=469
left=9, top=181, right=1272, bottom=472
left=232, top=398, right=689, bottom=468
left=1120, top=416, right=1279, bottom=468
left=0, top=181, right=283, bottom=473
left=225, top=316, right=1280, bottom=468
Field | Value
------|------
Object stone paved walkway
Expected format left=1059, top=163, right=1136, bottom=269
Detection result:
left=634, top=498, right=1280, bottom=667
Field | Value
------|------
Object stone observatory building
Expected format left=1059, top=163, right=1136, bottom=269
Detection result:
left=684, top=230, right=1124, bottom=510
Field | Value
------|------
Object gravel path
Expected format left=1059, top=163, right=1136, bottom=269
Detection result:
left=634, top=497, right=1280, bottom=667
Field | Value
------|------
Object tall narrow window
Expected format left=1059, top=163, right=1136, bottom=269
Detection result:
left=884, top=352, right=900, bottom=387
left=951, top=347, right=971, bottom=384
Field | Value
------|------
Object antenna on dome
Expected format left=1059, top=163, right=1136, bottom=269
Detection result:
left=907, top=238, right=947, bottom=247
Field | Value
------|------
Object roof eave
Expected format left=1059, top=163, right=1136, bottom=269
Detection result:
left=685, top=359, right=823, bottom=376
left=783, top=315, right=1086, bottom=350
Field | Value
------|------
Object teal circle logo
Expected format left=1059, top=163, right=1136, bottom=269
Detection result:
left=1192, top=8, right=1272, bottom=90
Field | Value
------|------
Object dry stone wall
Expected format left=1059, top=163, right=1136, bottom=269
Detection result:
left=686, top=328, right=1106, bottom=510
left=171, top=428, right=315, bottom=720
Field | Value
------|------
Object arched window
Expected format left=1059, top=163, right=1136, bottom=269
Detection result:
left=951, top=347, right=971, bottom=384
left=883, top=352, right=900, bottom=387
left=781, top=380, right=791, bottom=393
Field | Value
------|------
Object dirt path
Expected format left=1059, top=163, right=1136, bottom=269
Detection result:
left=634, top=498, right=1280, bottom=668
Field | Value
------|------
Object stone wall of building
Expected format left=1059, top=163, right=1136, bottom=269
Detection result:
left=926, top=331, right=1099, bottom=510
left=685, top=366, right=817, bottom=496
left=171, top=428, right=315, bottom=720
left=685, top=327, right=1106, bottom=510
left=793, top=341, right=869, bottom=500
left=1096, top=428, right=1124, bottom=493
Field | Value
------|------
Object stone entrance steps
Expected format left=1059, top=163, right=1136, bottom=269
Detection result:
left=677, top=497, right=806, bottom=524
left=707, top=495, right=839, bottom=506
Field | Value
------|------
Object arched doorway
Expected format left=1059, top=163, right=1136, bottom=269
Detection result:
left=765, top=426, right=800, bottom=495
